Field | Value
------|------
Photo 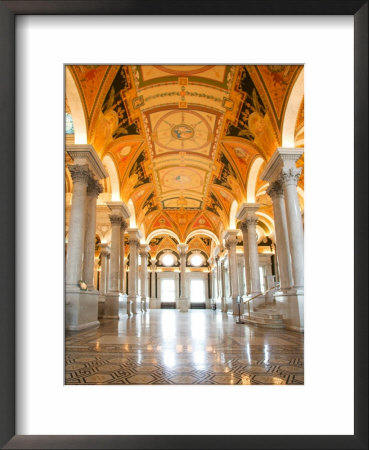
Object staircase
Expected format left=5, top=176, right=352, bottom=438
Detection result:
left=240, top=303, right=285, bottom=329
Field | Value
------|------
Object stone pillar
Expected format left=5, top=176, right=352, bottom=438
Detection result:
left=97, top=243, right=110, bottom=318
left=223, top=230, right=243, bottom=315
left=82, top=178, right=103, bottom=290
left=104, top=202, right=131, bottom=318
left=150, top=258, right=158, bottom=308
left=139, top=244, right=150, bottom=312
left=104, top=214, right=122, bottom=318
left=65, top=145, right=109, bottom=331
left=120, top=221, right=128, bottom=294
left=279, top=168, right=304, bottom=289
left=260, top=148, right=304, bottom=331
left=245, top=210, right=262, bottom=296
left=220, top=257, right=228, bottom=312
left=66, top=164, right=90, bottom=288
left=127, top=228, right=142, bottom=314
left=177, top=244, right=189, bottom=312
left=267, top=180, right=293, bottom=290
left=98, top=244, right=110, bottom=298
left=240, top=222, right=252, bottom=295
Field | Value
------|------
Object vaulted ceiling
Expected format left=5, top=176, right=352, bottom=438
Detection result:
left=67, top=65, right=304, bottom=243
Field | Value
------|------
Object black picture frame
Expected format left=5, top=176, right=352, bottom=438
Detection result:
left=0, top=1, right=367, bottom=449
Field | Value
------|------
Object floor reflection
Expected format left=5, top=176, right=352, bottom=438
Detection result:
left=66, top=310, right=304, bottom=385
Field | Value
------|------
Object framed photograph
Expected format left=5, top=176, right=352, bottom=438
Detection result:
left=1, top=1, right=367, bottom=449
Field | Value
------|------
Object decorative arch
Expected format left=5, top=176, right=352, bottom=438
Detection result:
left=256, top=212, right=274, bottom=235
left=102, top=154, right=120, bottom=200
left=146, top=229, right=181, bottom=245
left=185, top=229, right=220, bottom=246
left=282, top=69, right=304, bottom=147
left=229, top=200, right=238, bottom=229
left=246, top=156, right=264, bottom=202
left=65, top=67, right=87, bottom=144
left=127, top=198, right=137, bottom=228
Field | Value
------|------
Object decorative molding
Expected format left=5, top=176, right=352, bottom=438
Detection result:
left=66, top=144, right=108, bottom=179
left=279, top=167, right=302, bottom=187
left=266, top=180, right=284, bottom=199
left=260, top=147, right=304, bottom=183
left=68, top=164, right=90, bottom=184
left=87, top=178, right=103, bottom=197
left=109, top=214, right=123, bottom=226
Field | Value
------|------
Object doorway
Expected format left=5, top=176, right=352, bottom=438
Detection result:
left=190, top=278, right=206, bottom=309
left=161, top=278, right=176, bottom=308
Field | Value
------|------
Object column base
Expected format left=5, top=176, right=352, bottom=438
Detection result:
left=141, top=296, right=149, bottom=312
left=104, top=292, right=125, bottom=319
left=220, top=296, right=228, bottom=313
left=273, top=289, right=304, bottom=332
left=98, top=294, right=105, bottom=319
left=229, top=295, right=244, bottom=315
left=179, top=297, right=189, bottom=312
left=66, top=289, right=99, bottom=331
left=149, top=297, right=160, bottom=309
left=128, top=294, right=141, bottom=314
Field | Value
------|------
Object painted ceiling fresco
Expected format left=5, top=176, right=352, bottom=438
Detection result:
left=67, top=65, right=304, bottom=243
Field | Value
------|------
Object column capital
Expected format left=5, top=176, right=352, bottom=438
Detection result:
left=150, top=258, right=157, bottom=267
left=68, top=164, right=90, bottom=184
left=246, top=215, right=258, bottom=227
left=240, top=221, right=248, bottom=233
left=106, top=201, right=131, bottom=220
left=223, top=229, right=239, bottom=248
left=109, top=214, right=123, bottom=226
left=177, top=243, right=188, bottom=256
left=139, top=244, right=150, bottom=256
left=236, top=203, right=259, bottom=222
left=266, top=180, right=284, bottom=200
left=120, top=220, right=129, bottom=232
left=98, top=243, right=110, bottom=257
left=66, top=144, right=108, bottom=180
left=127, top=228, right=142, bottom=245
left=260, top=147, right=304, bottom=183
left=279, top=167, right=302, bottom=187
left=87, top=178, right=103, bottom=198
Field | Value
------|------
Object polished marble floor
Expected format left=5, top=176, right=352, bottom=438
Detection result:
left=65, top=310, right=304, bottom=385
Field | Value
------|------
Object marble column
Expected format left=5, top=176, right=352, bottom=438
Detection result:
left=267, top=180, right=293, bottom=290
left=220, top=257, right=228, bottom=312
left=224, top=230, right=243, bottom=315
left=177, top=244, right=189, bottom=312
left=104, top=214, right=122, bottom=318
left=127, top=229, right=142, bottom=314
left=97, top=243, right=110, bottom=318
left=98, top=243, right=110, bottom=299
left=240, top=222, right=252, bottom=295
left=245, top=210, right=262, bottom=296
left=82, top=178, right=103, bottom=290
left=139, top=244, right=150, bottom=312
left=150, top=258, right=158, bottom=308
left=279, top=168, right=304, bottom=289
left=66, top=164, right=90, bottom=288
left=65, top=145, right=109, bottom=330
left=260, top=148, right=304, bottom=331
left=120, top=220, right=128, bottom=294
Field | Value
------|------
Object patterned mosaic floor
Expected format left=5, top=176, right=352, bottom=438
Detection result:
left=65, top=310, right=304, bottom=385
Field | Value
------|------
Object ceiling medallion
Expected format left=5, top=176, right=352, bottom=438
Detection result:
left=171, top=124, right=194, bottom=140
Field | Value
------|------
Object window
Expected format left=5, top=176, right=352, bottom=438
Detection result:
left=190, top=279, right=206, bottom=303
left=161, top=279, right=176, bottom=302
